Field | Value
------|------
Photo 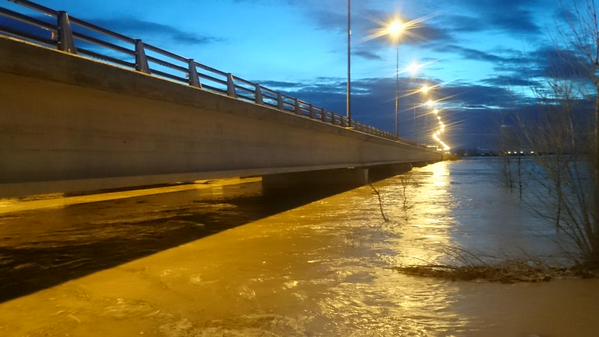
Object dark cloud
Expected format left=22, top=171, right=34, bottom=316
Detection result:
left=439, top=83, right=526, bottom=108
left=531, top=47, right=592, bottom=80
left=554, top=7, right=576, bottom=22
left=489, top=9, right=540, bottom=35
left=90, top=18, right=221, bottom=45
left=439, top=45, right=508, bottom=63
left=402, top=24, right=455, bottom=45
left=441, top=15, right=487, bottom=33
left=482, top=75, right=540, bottom=87
left=310, top=8, right=346, bottom=32
left=354, top=49, right=383, bottom=60
left=454, top=0, right=543, bottom=35
left=257, top=80, right=304, bottom=88
left=492, top=46, right=593, bottom=81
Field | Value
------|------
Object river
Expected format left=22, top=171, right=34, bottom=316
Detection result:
left=0, top=158, right=598, bottom=336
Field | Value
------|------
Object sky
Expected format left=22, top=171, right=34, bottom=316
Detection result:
left=3, top=0, right=591, bottom=149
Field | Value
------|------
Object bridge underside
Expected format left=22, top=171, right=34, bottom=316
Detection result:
left=0, top=37, right=441, bottom=198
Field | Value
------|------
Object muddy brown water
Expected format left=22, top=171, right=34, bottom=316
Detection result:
left=0, top=158, right=597, bottom=336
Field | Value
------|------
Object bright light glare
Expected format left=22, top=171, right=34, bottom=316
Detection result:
left=386, top=19, right=405, bottom=39
left=429, top=100, right=451, bottom=151
left=421, top=84, right=432, bottom=95
left=406, top=61, right=423, bottom=76
left=367, top=15, right=424, bottom=43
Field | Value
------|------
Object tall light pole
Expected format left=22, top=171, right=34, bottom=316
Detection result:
left=385, top=19, right=405, bottom=137
left=346, top=0, right=352, bottom=127
left=395, top=44, right=400, bottom=136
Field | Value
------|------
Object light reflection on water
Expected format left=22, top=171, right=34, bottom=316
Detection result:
left=0, top=159, right=598, bottom=336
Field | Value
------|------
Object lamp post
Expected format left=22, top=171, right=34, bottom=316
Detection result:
left=385, top=19, right=404, bottom=137
left=347, top=0, right=352, bottom=127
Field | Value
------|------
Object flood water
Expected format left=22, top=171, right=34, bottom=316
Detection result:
left=0, top=158, right=598, bottom=336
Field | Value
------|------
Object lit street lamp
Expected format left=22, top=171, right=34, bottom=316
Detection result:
left=347, top=0, right=352, bottom=126
left=420, top=84, right=432, bottom=95
left=425, top=99, right=435, bottom=109
left=415, top=83, right=432, bottom=143
left=406, top=61, right=423, bottom=77
left=384, top=18, right=406, bottom=137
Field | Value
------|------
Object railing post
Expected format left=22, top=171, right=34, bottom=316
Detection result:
left=321, top=109, right=327, bottom=122
left=188, top=59, right=201, bottom=88
left=57, top=11, right=76, bottom=53
left=294, top=98, right=301, bottom=114
left=309, top=104, right=316, bottom=119
left=226, top=73, right=237, bottom=98
left=255, top=85, right=264, bottom=105
left=277, top=94, right=284, bottom=110
left=135, top=39, right=150, bottom=74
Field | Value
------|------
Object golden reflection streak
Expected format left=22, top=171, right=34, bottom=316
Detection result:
left=394, top=161, right=453, bottom=266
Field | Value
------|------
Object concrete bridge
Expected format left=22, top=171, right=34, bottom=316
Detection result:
left=0, top=1, right=442, bottom=198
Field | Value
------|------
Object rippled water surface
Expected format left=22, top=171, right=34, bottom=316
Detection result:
left=0, top=159, right=598, bottom=336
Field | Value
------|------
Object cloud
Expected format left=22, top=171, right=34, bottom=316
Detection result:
left=440, top=15, right=487, bottom=33
left=439, top=45, right=508, bottom=63
left=353, top=49, right=382, bottom=60
left=257, top=80, right=305, bottom=88
left=482, top=75, right=540, bottom=87
left=89, top=18, right=222, bottom=45
left=492, top=46, right=593, bottom=81
left=454, top=0, right=544, bottom=35
left=439, top=83, right=525, bottom=108
left=531, top=47, right=592, bottom=80
left=402, top=24, right=455, bottom=45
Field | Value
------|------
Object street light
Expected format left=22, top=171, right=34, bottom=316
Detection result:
left=347, top=0, right=352, bottom=127
left=420, top=84, right=432, bottom=95
left=406, top=61, right=423, bottom=77
left=413, top=83, right=432, bottom=143
left=384, top=18, right=405, bottom=137
left=386, top=19, right=406, bottom=41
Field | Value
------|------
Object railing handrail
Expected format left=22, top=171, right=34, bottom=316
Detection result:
left=2, top=0, right=428, bottom=147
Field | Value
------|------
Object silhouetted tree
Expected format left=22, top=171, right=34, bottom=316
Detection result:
left=514, top=0, right=599, bottom=265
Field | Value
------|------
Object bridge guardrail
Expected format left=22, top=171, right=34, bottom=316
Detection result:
left=1, top=0, right=427, bottom=145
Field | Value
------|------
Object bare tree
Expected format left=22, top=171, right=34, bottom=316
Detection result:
left=559, top=0, right=599, bottom=207
left=510, top=0, right=599, bottom=265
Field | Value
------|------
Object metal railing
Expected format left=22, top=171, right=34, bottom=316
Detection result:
left=1, top=0, right=409, bottom=142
